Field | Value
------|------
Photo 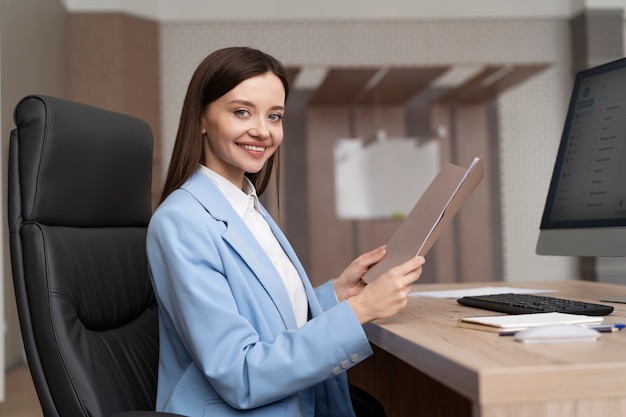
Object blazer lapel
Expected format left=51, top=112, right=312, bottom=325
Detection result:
left=260, top=206, right=324, bottom=318
left=182, top=171, right=298, bottom=329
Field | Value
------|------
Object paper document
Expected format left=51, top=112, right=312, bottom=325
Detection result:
left=457, top=312, right=603, bottom=333
left=362, top=156, right=484, bottom=283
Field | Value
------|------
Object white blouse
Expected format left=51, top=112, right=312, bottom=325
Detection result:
left=199, top=165, right=308, bottom=327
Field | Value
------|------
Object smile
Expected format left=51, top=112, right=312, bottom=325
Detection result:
left=239, top=144, right=265, bottom=152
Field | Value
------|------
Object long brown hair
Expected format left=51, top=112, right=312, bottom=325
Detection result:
left=160, top=47, right=290, bottom=203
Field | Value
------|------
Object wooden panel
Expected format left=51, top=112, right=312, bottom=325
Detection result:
left=349, top=345, right=472, bottom=417
left=436, top=66, right=503, bottom=104
left=481, top=399, right=626, bottom=417
left=436, top=64, right=550, bottom=104
left=453, top=104, right=496, bottom=282
left=359, top=66, right=450, bottom=105
left=281, top=90, right=315, bottom=271
left=309, top=66, right=451, bottom=106
left=306, top=107, right=354, bottom=285
left=309, top=68, right=379, bottom=105
left=67, top=13, right=161, bottom=207
left=463, top=64, right=551, bottom=103
left=428, top=103, right=460, bottom=283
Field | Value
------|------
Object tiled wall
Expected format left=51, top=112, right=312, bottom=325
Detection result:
left=159, top=18, right=576, bottom=282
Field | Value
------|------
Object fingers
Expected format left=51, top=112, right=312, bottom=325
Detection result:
left=367, top=255, right=425, bottom=287
left=350, top=256, right=426, bottom=324
left=391, top=256, right=425, bottom=283
left=355, top=245, right=387, bottom=269
left=387, top=255, right=425, bottom=273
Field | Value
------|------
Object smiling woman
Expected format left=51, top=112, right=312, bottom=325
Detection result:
left=160, top=47, right=290, bottom=201
left=200, top=72, right=285, bottom=187
left=146, top=46, right=425, bottom=417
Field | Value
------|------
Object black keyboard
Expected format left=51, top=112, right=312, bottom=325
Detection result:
left=457, top=293, right=614, bottom=316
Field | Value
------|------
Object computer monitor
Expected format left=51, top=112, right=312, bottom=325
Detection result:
left=536, top=57, right=626, bottom=302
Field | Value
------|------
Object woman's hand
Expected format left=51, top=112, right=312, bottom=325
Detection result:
left=333, top=245, right=387, bottom=302
left=347, top=256, right=425, bottom=324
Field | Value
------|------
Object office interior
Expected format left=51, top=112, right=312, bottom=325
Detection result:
left=2, top=0, right=626, bottom=413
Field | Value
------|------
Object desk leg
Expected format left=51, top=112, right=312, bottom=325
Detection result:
left=348, top=345, right=472, bottom=417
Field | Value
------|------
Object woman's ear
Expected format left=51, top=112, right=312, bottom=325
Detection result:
left=200, top=115, right=207, bottom=135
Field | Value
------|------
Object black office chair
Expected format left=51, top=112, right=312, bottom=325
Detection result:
left=8, top=95, right=180, bottom=417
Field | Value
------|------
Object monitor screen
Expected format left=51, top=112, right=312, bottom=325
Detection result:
left=536, top=57, right=626, bottom=257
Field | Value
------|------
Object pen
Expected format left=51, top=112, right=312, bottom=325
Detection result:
left=498, top=329, right=526, bottom=336
left=498, top=330, right=521, bottom=336
left=499, top=323, right=626, bottom=336
left=583, top=323, right=626, bottom=333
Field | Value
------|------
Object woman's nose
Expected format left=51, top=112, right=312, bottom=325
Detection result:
left=248, top=119, right=270, bottom=138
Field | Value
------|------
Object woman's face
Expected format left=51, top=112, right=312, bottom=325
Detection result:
left=201, top=72, right=285, bottom=188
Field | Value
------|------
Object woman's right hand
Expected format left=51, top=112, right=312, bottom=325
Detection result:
left=347, top=256, right=425, bottom=324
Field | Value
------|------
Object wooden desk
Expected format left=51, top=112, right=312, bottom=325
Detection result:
left=349, top=280, right=626, bottom=417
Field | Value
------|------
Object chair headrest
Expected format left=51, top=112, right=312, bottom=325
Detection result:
left=10, top=95, right=153, bottom=227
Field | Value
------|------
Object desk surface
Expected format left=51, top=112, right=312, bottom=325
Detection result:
left=364, top=280, right=626, bottom=414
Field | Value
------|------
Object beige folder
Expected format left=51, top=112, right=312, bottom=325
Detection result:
left=362, top=156, right=485, bottom=283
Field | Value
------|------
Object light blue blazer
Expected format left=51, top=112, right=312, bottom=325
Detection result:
left=147, top=169, right=373, bottom=417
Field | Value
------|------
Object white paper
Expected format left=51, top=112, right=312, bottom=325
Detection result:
left=333, top=138, right=440, bottom=219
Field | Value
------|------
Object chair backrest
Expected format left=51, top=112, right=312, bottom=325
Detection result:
left=8, top=95, right=158, bottom=417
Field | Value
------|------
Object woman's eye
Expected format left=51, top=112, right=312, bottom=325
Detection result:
left=268, top=113, right=283, bottom=122
left=235, top=109, right=249, bottom=117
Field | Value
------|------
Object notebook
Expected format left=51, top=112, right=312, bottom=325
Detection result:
left=362, top=156, right=484, bottom=283
left=457, top=312, right=603, bottom=333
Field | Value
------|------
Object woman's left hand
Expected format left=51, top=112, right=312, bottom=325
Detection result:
left=333, top=245, right=386, bottom=302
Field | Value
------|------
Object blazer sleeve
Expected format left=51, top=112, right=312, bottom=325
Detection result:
left=147, top=191, right=373, bottom=410
left=314, top=280, right=340, bottom=311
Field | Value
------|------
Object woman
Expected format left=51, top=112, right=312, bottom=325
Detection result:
left=147, top=46, right=425, bottom=417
